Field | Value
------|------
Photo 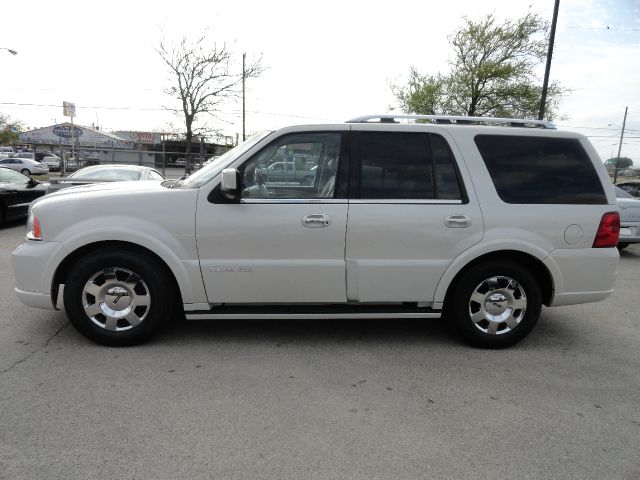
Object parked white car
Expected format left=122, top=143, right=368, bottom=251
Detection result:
left=0, top=157, right=49, bottom=175
left=46, top=164, right=164, bottom=194
left=0, top=146, right=16, bottom=159
left=11, top=115, right=620, bottom=348
left=12, top=152, right=61, bottom=172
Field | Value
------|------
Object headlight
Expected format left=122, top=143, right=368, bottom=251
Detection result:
left=25, top=212, right=42, bottom=241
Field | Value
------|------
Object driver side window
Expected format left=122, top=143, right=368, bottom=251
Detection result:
left=241, top=132, right=341, bottom=200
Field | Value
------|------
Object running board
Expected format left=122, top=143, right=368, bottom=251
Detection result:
left=185, top=304, right=441, bottom=321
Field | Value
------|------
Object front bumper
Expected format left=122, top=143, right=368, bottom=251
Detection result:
left=14, top=288, right=54, bottom=309
left=11, top=240, right=66, bottom=310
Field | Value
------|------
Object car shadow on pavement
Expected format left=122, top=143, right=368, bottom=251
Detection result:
left=146, top=308, right=580, bottom=351
left=619, top=247, right=640, bottom=260
left=156, top=316, right=459, bottom=349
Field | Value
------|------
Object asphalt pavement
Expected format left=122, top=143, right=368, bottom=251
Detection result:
left=1, top=222, right=639, bottom=480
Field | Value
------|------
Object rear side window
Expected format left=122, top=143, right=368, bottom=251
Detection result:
left=475, top=135, right=606, bottom=204
left=357, top=132, right=462, bottom=200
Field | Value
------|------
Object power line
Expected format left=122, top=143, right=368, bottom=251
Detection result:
left=564, top=26, right=640, bottom=32
left=586, top=135, right=640, bottom=138
left=1, top=101, right=335, bottom=123
left=0, top=101, right=169, bottom=112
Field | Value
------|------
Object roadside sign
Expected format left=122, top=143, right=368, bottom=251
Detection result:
left=63, top=101, right=76, bottom=118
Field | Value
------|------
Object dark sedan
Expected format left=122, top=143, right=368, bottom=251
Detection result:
left=46, top=164, right=165, bottom=194
left=0, top=167, right=47, bottom=225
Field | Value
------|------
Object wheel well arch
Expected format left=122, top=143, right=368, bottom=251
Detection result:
left=443, top=250, right=554, bottom=308
left=52, top=240, right=183, bottom=306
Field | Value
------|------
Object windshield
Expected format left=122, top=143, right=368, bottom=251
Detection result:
left=614, top=185, right=633, bottom=199
left=0, top=167, right=29, bottom=183
left=180, top=131, right=272, bottom=188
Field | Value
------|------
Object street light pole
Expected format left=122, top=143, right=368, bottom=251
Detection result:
left=538, top=0, right=560, bottom=120
left=242, top=52, right=246, bottom=142
left=613, top=106, right=628, bottom=184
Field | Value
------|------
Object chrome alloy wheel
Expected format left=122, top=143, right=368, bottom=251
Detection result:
left=468, top=276, right=527, bottom=335
left=81, top=267, right=151, bottom=331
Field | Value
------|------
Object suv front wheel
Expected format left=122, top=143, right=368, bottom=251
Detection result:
left=450, top=262, right=542, bottom=348
left=63, top=249, right=176, bottom=346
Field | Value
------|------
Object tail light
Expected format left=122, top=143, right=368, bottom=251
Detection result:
left=592, top=212, right=620, bottom=248
left=26, top=213, right=42, bottom=241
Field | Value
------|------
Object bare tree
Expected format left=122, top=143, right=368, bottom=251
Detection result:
left=157, top=32, right=262, bottom=173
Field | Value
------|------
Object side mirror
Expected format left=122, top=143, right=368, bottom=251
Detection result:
left=220, top=168, right=242, bottom=200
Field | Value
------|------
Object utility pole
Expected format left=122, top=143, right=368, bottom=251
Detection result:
left=613, top=106, right=628, bottom=184
left=242, top=52, right=246, bottom=142
left=538, top=0, right=560, bottom=120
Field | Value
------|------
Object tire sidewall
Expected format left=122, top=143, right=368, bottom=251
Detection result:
left=451, top=262, right=542, bottom=349
left=63, top=249, right=175, bottom=346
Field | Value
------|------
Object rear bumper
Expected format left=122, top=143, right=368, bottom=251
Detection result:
left=619, top=221, right=640, bottom=244
left=545, top=247, right=618, bottom=306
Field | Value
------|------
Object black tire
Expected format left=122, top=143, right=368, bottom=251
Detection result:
left=20, top=169, right=30, bottom=175
left=63, top=249, right=176, bottom=346
left=449, top=262, right=542, bottom=349
left=617, top=242, right=629, bottom=251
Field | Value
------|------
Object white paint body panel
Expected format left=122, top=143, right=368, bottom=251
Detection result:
left=345, top=202, right=484, bottom=302
left=195, top=198, right=348, bottom=303
left=12, top=181, right=207, bottom=308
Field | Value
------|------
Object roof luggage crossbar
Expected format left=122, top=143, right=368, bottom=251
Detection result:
left=346, top=114, right=556, bottom=129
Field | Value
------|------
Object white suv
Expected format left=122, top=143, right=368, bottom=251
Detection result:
left=11, top=115, right=620, bottom=348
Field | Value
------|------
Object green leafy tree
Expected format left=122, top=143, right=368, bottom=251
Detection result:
left=392, top=13, right=564, bottom=120
left=158, top=31, right=263, bottom=173
left=605, top=157, right=633, bottom=169
left=0, top=113, right=22, bottom=145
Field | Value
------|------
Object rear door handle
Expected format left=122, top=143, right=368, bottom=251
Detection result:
left=445, top=214, right=471, bottom=228
left=302, top=214, right=331, bottom=228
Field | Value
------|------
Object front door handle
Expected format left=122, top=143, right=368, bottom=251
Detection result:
left=445, top=214, right=471, bottom=228
left=302, top=214, right=331, bottom=228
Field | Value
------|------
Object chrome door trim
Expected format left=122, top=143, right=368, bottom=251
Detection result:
left=349, top=199, right=463, bottom=205
left=186, top=312, right=441, bottom=320
left=241, top=199, right=348, bottom=204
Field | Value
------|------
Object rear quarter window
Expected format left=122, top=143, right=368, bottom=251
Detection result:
left=474, top=135, right=606, bottom=204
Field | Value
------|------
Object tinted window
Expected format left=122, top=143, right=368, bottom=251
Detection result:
left=475, top=135, right=606, bottom=204
left=358, top=132, right=461, bottom=200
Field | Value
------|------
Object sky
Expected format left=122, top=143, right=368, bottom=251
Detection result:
left=1, top=0, right=639, bottom=163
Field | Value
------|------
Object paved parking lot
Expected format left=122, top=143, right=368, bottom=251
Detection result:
left=1, top=222, right=638, bottom=479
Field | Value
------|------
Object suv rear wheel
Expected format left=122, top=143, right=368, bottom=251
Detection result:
left=450, top=262, right=542, bottom=348
left=63, top=249, right=176, bottom=346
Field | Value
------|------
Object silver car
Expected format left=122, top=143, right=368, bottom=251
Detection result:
left=0, top=157, right=49, bottom=176
left=46, top=164, right=164, bottom=194
left=614, top=186, right=640, bottom=250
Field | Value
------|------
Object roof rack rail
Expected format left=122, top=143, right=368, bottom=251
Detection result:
left=346, top=114, right=556, bottom=129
